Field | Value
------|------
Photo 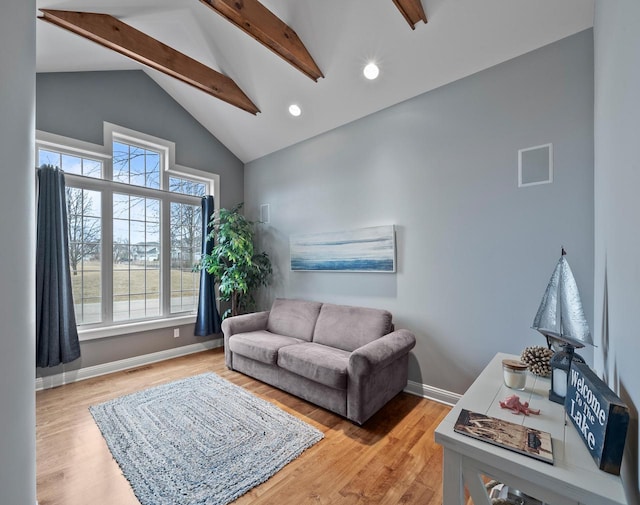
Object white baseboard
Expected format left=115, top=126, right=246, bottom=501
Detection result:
left=36, top=341, right=460, bottom=407
left=35, top=339, right=223, bottom=391
left=404, top=380, right=461, bottom=406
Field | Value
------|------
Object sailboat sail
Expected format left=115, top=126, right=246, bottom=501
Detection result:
left=532, top=255, right=592, bottom=348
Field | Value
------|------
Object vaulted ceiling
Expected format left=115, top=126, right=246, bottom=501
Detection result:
left=36, top=0, right=594, bottom=163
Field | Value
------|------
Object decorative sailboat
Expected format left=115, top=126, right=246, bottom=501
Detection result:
left=532, top=248, right=593, bottom=404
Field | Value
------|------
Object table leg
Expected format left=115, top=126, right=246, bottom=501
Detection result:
left=442, top=448, right=466, bottom=505
left=462, top=462, right=492, bottom=505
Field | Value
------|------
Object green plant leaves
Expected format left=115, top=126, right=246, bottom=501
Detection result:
left=197, top=203, right=272, bottom=318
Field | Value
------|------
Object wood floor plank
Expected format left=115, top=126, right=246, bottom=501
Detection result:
left=36, top=348, right=450, bottom=505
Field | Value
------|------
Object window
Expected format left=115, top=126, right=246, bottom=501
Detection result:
left=170, top=201, right=202, bottom=313
left=38, top=150, right=104, bottom=325
left=113, top=142, right=160, bottom=189
left=39, top=149, right=102, bottom=178
left=37, top=126, right=218, bottom=337
left=112, top=192, right=161, bottom=321
left=169, top=176, right=207, bottom=196
left=67, top=187, right=102, bottom=324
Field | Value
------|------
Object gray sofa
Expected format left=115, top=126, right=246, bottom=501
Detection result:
left=221, top=298, right=416, bottom=424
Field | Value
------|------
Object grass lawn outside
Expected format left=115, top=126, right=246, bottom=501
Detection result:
left=71, top=260, right=200, bottom=324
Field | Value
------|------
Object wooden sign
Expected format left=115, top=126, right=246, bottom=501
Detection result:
left=565, top=361, right=629, bottom=475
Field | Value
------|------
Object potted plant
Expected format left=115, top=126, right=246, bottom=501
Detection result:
left=199, top=203, right=272, bottom=319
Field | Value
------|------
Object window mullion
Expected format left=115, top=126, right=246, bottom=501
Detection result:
left=102, top=187, right=114, bottom=324
left=102, top=153, right=114, bottom=324
left=161, top=196, right=171, bottom=317
left=168, top=193, right=202, bottom=206
left=161, top=163, right=169, bottom=317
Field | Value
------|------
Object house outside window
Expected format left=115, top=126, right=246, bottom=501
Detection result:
left=37, top=125, right=218, bottom=339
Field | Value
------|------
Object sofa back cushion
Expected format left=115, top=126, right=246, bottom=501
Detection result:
left=312, top=303, right=393, bottom=352
left=266, top=298, right=322, bottom=341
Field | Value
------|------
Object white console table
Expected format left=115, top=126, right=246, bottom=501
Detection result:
left=434, top=353, right=627, bottom=505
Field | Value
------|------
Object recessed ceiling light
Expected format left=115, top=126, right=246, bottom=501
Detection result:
left=363, top=62, right=379, bottom=80
left=288, top=104, right=302, bottom=117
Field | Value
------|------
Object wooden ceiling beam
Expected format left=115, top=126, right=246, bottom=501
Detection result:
left=39, top=9, right=260, bottom=114
left=198, top=0, right=323, bottom=82
left=392, top=0, right=428, bottom=30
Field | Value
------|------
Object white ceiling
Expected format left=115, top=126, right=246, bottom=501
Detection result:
left=36, top=0, right=595, bottom=163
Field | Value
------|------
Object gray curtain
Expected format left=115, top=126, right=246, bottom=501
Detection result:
left=36, top=165, right=81, bottom=367
left=195, top=196, right=221, bottom=336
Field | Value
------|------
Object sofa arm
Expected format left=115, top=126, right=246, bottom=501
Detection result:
left=221, top=311, right=270, bottom=369
left=221, top=311, right=270, bottom=337
left=348, top=329, right=416, bottom=377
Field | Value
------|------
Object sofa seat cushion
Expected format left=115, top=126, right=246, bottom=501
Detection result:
left=278, top=343, right=351, bottom=390
left=228, top=331, right=303, bottom=365
left=312, top=303, right=393, bottom=352
left=266, top=298, right=323, bottom=342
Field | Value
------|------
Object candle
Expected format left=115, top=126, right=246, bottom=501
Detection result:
left=552, top=368, right=568, bottom=398
left=502, top=359, right=528, bottom=390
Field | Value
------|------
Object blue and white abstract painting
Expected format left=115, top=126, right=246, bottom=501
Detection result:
left=290, top=225, right=396, bottom=272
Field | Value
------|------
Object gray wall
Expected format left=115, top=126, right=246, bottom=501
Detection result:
left=594, top=1, right=640, bottom=502
left=245, top=30, right=595, bottom=394
left=35, top=70, right=244, bottom=378
left=0, top=1, right=37, bottom=503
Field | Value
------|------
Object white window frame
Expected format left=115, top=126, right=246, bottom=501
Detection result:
left=36, top=124, right=220, bottom=341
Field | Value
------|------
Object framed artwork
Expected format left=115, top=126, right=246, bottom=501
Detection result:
left=290, top=225, right=396, bottom=272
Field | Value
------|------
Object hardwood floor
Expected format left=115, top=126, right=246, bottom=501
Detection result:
left=36, top=348, right=450, bottom=505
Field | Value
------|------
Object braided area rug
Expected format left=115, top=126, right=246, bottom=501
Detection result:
left=89, top=372, right=323, bottom=505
